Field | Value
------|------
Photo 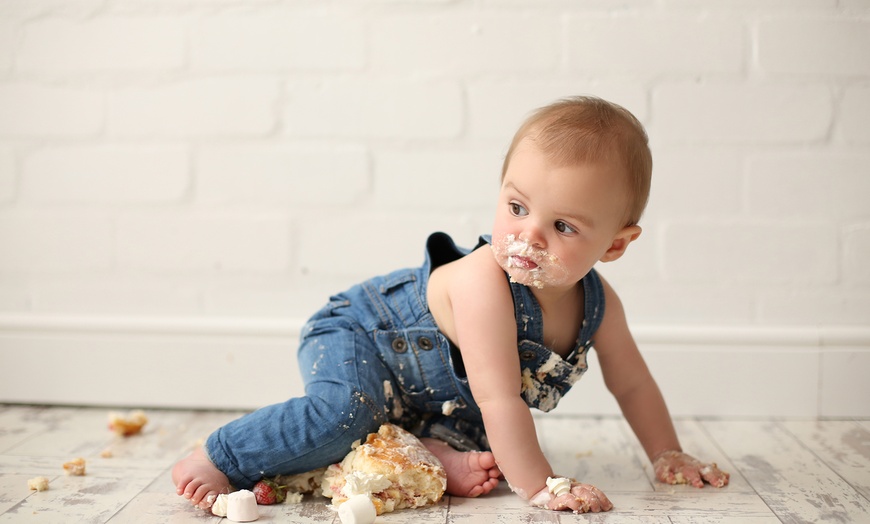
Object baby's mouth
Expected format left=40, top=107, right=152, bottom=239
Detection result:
left=509, top=255, right=539, bottom=271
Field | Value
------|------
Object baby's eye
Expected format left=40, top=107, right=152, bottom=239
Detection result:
left=555, top=221, right=577, bottom=234
left=509, top=202, right=528, bottom=217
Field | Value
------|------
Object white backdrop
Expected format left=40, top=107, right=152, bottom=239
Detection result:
left=0, top=0, right=868, bottom=416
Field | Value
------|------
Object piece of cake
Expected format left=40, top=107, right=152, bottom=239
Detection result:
left=275, top=467, right=327, bottom=497
left=321, top=423, right=446, bottom=515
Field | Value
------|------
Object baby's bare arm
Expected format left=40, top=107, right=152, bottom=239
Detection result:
left=446, top=249, right=554, bottom=499
left=594, top=277, right=729, bottom=488
left=594, top=278, right=681, bottom=460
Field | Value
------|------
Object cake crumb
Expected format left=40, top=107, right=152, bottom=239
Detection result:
left=63, top=457, right=86, bottom=476
left=28, top=477, right=50, bottom=491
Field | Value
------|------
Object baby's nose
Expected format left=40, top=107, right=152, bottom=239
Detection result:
left=519, top=226, right=546, bottom=249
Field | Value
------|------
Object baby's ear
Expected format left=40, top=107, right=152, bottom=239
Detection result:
left=600, top=225, right=642, bottom=262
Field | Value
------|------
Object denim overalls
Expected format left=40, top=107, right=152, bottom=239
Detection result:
left=205, top=232, right=605, bottom=489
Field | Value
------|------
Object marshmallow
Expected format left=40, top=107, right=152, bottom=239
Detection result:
left=338, top=494, right=377, bottom=524
left=227, top=490, right=259, bottom=522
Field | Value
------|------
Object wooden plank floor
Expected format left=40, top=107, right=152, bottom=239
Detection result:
left=0, top=405, right=868, bottom=523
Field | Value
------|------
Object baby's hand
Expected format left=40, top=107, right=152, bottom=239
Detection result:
left=653, top=450, right=730, bottom=488
left=529, top=477, right=613, bottom=514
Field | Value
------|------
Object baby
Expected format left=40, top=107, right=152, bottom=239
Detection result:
left=173, top=96, right=729, bottom=514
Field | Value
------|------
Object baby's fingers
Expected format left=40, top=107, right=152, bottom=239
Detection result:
left=549, top=493, right=597, bottom=513
left=547, top=484, right=612, bottom=513
left=573, top=484, right=613, bottom=512
left=654, top=462, right=677, bottom=484
left=678, top=464, right=704, bottom=488
left=700, top=463, right=730, bottom=488
left=548, top=493, right=581, bottom=512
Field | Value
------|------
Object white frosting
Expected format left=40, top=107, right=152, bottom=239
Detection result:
left=490, top=234, right=568, bottom=290
left=520, top=350, right=587, bottom=413
left=546, top=476, right=572, bottom=496
left=383, top=380, right=403, bottom=419
left=441, top=400, right=457, bottom=416
left=226, top=490, right=259, bottom=522
left=343, top=471, right=391, bottom=497
left=338, top=494, right=377, bottom=524
left=507, top=480, right=527, bottom=500
left=529, top=488, right=551, bottom=508
left=211, top=494, right=229, bottom=517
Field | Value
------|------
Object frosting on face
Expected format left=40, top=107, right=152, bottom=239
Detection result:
left=490, top=234, right=570, bottom=289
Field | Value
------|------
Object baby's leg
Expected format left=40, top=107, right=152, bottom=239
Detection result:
left=172, top=446, right=230, bottom=509
left=172, top=318, right=389, bottom=508
left=421, top=438, right=501, bottom=498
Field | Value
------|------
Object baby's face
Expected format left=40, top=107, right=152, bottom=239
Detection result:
left=491, top=139, right=631, bottom=291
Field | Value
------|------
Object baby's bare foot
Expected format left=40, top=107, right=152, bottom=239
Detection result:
left=422, top=438, right=501, bottom=498
left=171, top=446, right=231, bottom=509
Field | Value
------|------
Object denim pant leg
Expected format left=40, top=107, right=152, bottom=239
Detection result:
left=205, top=316, right=390, bottom=489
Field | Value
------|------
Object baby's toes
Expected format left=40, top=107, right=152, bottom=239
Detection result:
left=190, top=484, right=213, bottom=507
left=197, top=492, right=219, bottom=510
left=182, top=481, right=199, bottom=501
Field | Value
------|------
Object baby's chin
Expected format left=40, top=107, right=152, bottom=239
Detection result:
left=497, top=261, right=553, bottom=290
left=511, top=273, right=546, bottom=290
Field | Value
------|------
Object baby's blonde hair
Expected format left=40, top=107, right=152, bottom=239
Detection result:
left=502, top=96, right=652, bottom=226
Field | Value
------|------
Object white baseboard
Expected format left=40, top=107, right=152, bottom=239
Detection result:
left=1, top=314, right=868, bottom=417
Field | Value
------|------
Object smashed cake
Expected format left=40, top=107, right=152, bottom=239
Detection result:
left=321, top=423, right=446, bottom=515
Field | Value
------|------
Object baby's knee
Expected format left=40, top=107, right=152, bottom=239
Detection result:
left=306, top=386, right=386, bottom=434
left=307, top=389, right=386, bottom=465
left=341, top=389, right=388, bottom=433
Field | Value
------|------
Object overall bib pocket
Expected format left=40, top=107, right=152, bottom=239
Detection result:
left=375, top=328, right=462, bottom=414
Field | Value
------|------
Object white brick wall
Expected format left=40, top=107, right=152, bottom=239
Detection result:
left=283, top=78, right=464, bottom=139
left=18, top=17, right=186, bottom=71
left=197, top=144, right=370, bottom=207
left=0, top=0, right=868, bottom=414
left=841, top=86, right=870, bottom=142
left=757, top=18, right=870, bottom=76
left=0, top=83, right=102, bottom=137
left=190, top=12, right=365, bottom=72
left=565, top=14, right=745, bottom=75
left=370, top=13, right=560, bottom=74
left=108, top=78, right=279, bottom=137
left=21, top=145, right=189, bottom=203
left=653, top=84, right=834, bottom=143
left=0, top=211, right=113, bottom=271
